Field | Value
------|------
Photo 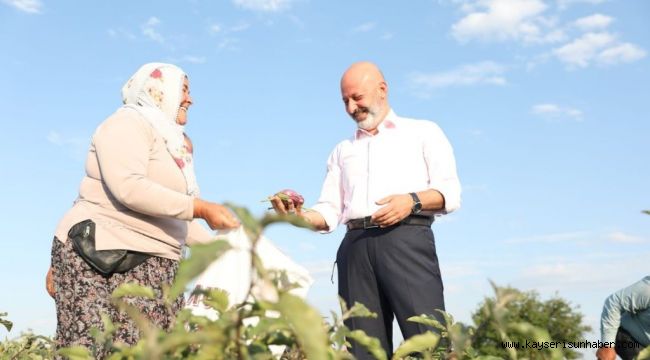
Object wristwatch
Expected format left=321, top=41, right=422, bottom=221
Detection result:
left=409, top=192, right=422, bottom=214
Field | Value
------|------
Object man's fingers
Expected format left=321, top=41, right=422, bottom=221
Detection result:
left=270, top=195, right=288, bottom=214
left=371, top=205, right=391, bottom=219
left=375, top=195, right=393, bottom=205
left=287, top=199, right=296, bottom=214
left=373, top=206, right=411, bottom=227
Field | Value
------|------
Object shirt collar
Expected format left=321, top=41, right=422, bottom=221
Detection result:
left=354, top=109, right=398, bottom=140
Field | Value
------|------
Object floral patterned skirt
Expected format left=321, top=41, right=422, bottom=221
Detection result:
left=50, top=237, right=184, bottom=358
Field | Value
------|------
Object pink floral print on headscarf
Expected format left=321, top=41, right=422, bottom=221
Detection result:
left=120, top=63, right=199, bottom=196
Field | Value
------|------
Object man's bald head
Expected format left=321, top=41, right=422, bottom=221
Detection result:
left=340, top=62, right=386, bottom=90
left=340, top=62, right=390, bottom=134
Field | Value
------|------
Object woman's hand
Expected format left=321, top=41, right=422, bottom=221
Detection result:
left=193, top=199, right=240, bottom=230
left=46, top=267, right=55, bottom=299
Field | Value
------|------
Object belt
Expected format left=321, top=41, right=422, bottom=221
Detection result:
left=346, top=212, right=435, bottom=231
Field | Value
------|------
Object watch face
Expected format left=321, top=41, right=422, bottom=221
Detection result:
left=410, top=192, right=422, bottom=213
left=413, top=202, right=422, bottom=213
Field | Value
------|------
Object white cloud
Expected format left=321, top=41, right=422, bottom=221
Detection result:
left=167, top=55, right=207, bottom=64
left=142, top=16, right=165, bottom=44
left=107, top=28, right=137, bottom=41
left=553, top=32, right=646, bottom=67
left=233, top=0, right=293, bottom=12
left=574, top=13, right=613, bottom=31
left=558, top=0, right=607, bottom=10
left=607, top=231, right=646, bottom=244
left=47, top=131, right=66, bottom=146
left=47, top=131, right=89, bottom=160
left=217, top=38, right=240, bottom=51
left=532, top=103, right=583, bottom=121
left=287, top=15, right=305, bottom=29
left=410, top=61, right=507, bottom=90
left=352, top=22, right=376, bottom=33
left=229, top=22, right=251, bottom=33
left=596, top=43, right=647, bottom=65
left=451, top=0, right=564, bottom=44
left=553, top=31, right=614, bottom=67
left=2, top=0, right=42, bottom=13
left=209, top=24, right=222, bottom=34
left=442, top=262, right=481, bottom=278
left=180, top=55, right=207, bottom=64
left=515, top=252, right=648, bottom=294
left=381, top=32, right=394, bottom=41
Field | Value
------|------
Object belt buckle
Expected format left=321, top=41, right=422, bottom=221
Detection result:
left=363, top=217, right=379, bottom=229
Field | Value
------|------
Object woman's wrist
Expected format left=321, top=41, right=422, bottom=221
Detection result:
left=193, top=198, right=206, bottom=219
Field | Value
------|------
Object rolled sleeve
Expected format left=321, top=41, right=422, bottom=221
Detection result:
left=423, top=123, right=461, bottom=214
left=600, top=276, right=650, bottom=343
left=310, top=147, right=343, bottom=233
left=601, top=292, right=623, bottom=343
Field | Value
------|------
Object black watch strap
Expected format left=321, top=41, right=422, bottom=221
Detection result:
left=409, top=192, right=422, bottom=214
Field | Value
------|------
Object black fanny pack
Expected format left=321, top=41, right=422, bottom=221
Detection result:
left=69, top=219, right=151, bottom=276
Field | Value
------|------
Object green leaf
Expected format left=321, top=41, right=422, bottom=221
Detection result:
left=392, top=332, right=440, bottom=359
left=407, top=314, right=446, bottom=332
left=57, top=346, right=93, bottom=360
left=111, top=282, right=155, bottom=300
left=0, top=312, right=13, bottom=332
left=345, top=302, right=378, bottom=320
left=202, top=287, right=231, bottom=313
left=338, top=296, right=349, bottom=314
left=247, top=317, right=289, bottom=340
left=259, top=213, right=313, bottom=231
left=168, top=239, right=231, bottom=301
left=225, top=202, right=262, bottom=240
left=348, top=330, right=387, bottom=360
left=276, top=293, right=329, bottom=360
left=260, top=193, right=291, bottom=203
left=643, top=210, right=650, bottom=216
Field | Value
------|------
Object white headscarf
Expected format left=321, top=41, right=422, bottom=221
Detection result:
left=121, top=62, right=199, bottom=196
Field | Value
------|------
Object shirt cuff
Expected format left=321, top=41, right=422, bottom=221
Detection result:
left=309, top=204, right=339, bottom=234
left=180, top=195, right=195, bottom=221
left=430, top=183, right=461, bottom=214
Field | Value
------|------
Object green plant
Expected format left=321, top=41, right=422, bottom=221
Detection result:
left=0, top=331, right=55, bottom=359
left=2, top=204, right=605, bottom=359
left=55, top=204, right=385, bottom=359
left=470, top=283, right=590, bottom=360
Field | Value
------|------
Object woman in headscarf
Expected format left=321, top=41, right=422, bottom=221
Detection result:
left=47, top=63, right=239, bottom=357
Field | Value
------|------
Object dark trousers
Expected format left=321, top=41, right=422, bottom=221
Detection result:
left=336, top=224, right=445, bottom=359
left=615, top=327, right=644, bottom=360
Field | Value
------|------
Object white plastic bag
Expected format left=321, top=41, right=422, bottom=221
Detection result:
left=185, top=225, right=314, bottom=314
left=185, top=226, right=314, bottom=357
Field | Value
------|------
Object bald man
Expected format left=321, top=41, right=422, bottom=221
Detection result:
left=271, top=62, right=461, bottom=358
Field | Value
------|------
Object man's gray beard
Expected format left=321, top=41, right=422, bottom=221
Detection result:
left=356, top=108, right=381, bottom=131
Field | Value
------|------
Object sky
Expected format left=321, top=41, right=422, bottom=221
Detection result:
left=1, top=0, right=649, bottom=353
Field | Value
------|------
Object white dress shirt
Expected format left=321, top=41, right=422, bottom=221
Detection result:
left=311, top=109, right=461, bottom=232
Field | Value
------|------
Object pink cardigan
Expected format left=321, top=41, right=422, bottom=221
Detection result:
left=54, top=107, right=212, bottom=260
